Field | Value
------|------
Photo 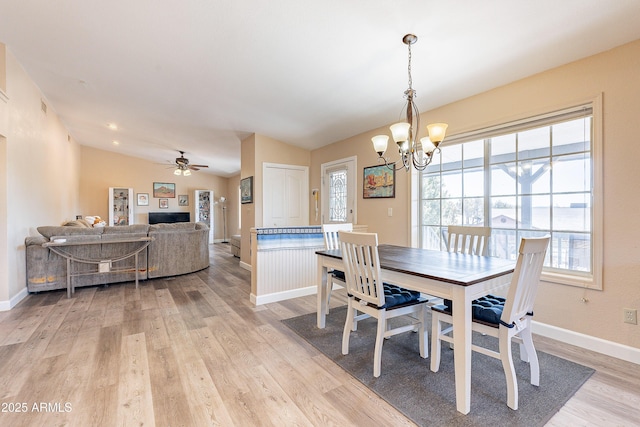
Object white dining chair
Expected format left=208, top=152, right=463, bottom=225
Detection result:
left=430, top=236, right=550, bottom=410
left=340, top=231, right=429, bottom=378
left=321, top=223, right=353, bottom=311
left=446, top=225, right=491, bottom=256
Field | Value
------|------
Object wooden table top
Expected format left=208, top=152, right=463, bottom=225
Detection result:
left=317, top=244, right=515, bottom=286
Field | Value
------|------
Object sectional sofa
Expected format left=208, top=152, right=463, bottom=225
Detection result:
left=25, top=221, right=210, bottom=293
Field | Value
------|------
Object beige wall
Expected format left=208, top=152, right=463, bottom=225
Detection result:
left=240, top=134, right=255, bottom=264
left=226, top=174, right=240, bottom=238
left=311, top=128, right=411, bottom=245
left=239, top=133, right=311, bottom=265
left=1, top=48, right=81, bottom=305
left=311, top=39, right=640, bottom=349
left=80, top=146, right=229, bottom=241
left=0, top=43, right=6, bottom=93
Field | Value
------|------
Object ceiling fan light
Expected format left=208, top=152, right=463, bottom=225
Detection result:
left=183, top=169, right=191, bottom=176
left=174, top=168, right=181, bottom=175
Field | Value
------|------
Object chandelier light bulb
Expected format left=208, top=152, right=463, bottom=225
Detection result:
left=371, top=135, right=389, bottom=156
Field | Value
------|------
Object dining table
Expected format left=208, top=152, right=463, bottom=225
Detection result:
left=316, top=244, right=515, bottom=415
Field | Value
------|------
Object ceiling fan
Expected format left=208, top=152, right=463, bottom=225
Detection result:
left=172, top=151, right=208, bottom=176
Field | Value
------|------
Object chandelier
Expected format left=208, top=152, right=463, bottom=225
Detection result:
left=372, top=34, right=448, bottom=171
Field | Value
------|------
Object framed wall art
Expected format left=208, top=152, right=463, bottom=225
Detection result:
left=241, top=176, right=253, bottom=204
left=159, top=198, right=169, bottom=209
left=153, top=182, right=175, bottom=198
left=363, top=165, right=395, bottom=199
left=178, top=195, right=189, bottom=206
left=137, top=193, right=149, bottom=206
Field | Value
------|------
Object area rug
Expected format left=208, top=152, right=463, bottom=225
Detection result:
left=283, top=307, right=594, bottom=427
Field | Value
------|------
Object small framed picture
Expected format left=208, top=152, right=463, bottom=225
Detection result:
left=137, top=193, right=149, bottom=206
left=363, top=165, right=396, bottom=199
left=241, top=176, right=253, bottom=204
left=153, top=182, right=176, bottom=198
left=159, top=198, right=169, bottom=209
left=178, top=195, right=189, bottom=206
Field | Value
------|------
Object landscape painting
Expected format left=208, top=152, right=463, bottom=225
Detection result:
left=153, top=182, right=176, bottom=198
left=363, top=165, right=395, bottom=199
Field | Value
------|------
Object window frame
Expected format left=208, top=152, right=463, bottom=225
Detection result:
left=413, top=96, right=603, bottom=290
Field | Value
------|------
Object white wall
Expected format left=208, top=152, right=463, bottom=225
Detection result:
left=0, top=48, right=81, bottom=308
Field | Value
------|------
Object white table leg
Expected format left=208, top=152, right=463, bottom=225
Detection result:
left=452, top=286, right=473, bottom=415
left=317, top=260, right=328, bottom=328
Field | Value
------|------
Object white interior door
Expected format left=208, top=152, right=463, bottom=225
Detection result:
left=263, top=163, right=309, bottom=227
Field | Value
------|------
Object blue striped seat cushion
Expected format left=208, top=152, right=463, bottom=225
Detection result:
left=435, top=295, right=506, bottom=325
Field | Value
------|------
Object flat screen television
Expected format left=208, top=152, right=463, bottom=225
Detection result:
left=148, top=212, right=190, bottom=224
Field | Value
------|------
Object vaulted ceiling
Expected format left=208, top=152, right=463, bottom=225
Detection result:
left=2, top=1, right=640, bottom=176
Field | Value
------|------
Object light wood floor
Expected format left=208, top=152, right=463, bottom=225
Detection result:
left=0, top=244, right=638, bottom=426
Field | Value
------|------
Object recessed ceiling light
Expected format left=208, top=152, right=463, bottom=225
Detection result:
left=112, top=140, right=120, bottom=146
left=107, top=123, right=118, bottom=130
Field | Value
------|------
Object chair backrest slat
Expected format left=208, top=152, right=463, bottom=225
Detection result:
left=339, top=231, right=385, bottom=307
left=446, top=226, right=491, bottom=256
left=322, top=223, right=353, bottom=250
left=502, top=237, right=550, bottom=326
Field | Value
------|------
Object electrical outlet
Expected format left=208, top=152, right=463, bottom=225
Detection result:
left=623, top=308, right=637, bottom=325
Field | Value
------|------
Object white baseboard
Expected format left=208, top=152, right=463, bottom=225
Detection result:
left=0, top=287, right=29, bottom=311
left=239, top=261, right=251, bottom=272
left=251, top=285, right=317, bottom=306
left=532, top=320, right=640, bottom=365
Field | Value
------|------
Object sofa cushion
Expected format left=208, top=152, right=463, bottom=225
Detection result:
left=38, top=226, right=103, bottom=239
left=61, top=219, right=92, bottom=228
left=103, top=224, right=150, bottom=234
left=149, top=222, right=196, bottom=232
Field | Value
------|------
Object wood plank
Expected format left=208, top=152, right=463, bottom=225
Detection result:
left=116, top=332, right=155, bottom=426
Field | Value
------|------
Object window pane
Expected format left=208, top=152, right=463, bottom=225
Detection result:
left=329, top=169, right=347, bottom=222
left=519, top=159, right=551, bottom=195
left=553, top=117, right=590, bottom=154
left=422, top=200, right=440, bottom=225
left=490, top=134, right=516, bottom=163
left=491, top=196, right=516, bottom=229
left=422, top=174, right=440, bottom=198
left=518, top=127, right=550, bottom=160
left=441, top=170, right=462, bottom=198
left=490, top=229, right=517, bottom=260
left=463, top=140, right=484, bottom=168
left=463, top=168, right=484, bottom=197
left=553, top=193, right=591, bottom=232
left=518, top=195, right=550, bottom=230
left=442, top=198, right=462, bottom=225
left=441, top=144, right=462, bottom=171
left=491, top=163, right=517, bottom=196
left=463, top=197, right=484, bottom=225
left=551, top=232, right=590, bottom=272
left=421, top=226, right=444, bottom=251
left=553, top=153, right=590, bottom=193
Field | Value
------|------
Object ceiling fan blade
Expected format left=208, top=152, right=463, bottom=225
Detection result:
left=189, top=166, right=200, bottom=171
left=190, top=164, right=208, bottom=168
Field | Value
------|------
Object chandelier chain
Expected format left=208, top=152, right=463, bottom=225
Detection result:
left=407, top=42, right=413, bottom=91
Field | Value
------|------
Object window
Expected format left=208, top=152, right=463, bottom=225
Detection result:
left=418, top=101, right=602, bottom=289
left=328, top=168, right=347, bottom=222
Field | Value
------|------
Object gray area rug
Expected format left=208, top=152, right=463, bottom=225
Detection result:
left=283, top=307, right=594, bottom=427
